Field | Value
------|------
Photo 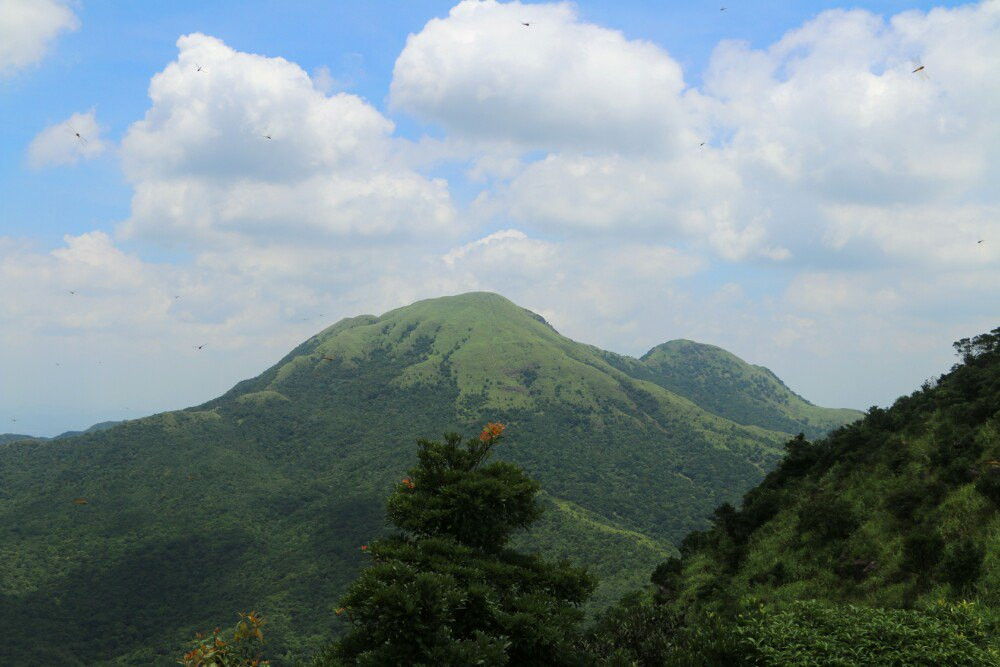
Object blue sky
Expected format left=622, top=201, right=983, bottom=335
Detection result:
left=1, top=0, right=997, bottom=435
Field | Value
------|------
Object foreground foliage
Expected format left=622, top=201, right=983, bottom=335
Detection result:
left=179, top=611, right=269, bottom=667
left=314, top=425, right=594, bottom=666
left=581, top=595, right=1000, bottom=666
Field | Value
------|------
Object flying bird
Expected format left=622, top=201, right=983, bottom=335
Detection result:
left=263, top=134, right=272, bottom=140
left=700, top=142, right=706, bottom=147
left=521, top=21, right=532, bottom=26
left=321, top=355, right=335, bottom=362
left=720, top=7, right=727, bottom=10
left=978, top=239, right=985, bottom=244
left=68, top=290, right=76, bottom=295
left=68, top=127, right=87, bottom=144
left=193, top=344, right=207, bottom=350
left=195, top=63, right=206, bottom=72
left=911, top=58, right=929, bottom=79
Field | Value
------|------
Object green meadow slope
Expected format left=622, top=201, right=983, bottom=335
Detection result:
left=0, top=293, right=852, bottom=664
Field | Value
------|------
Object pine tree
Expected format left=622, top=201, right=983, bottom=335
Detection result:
left=317, top=424, right=595, bottom=666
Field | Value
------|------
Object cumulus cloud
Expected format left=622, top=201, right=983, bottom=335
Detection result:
left=0, top=0, right=78, bottom=76
left=393, top=0, right=1000, bottom=268
left=391, top=0, right=696, bottom=155
left=119, top=33, right=456, bottom=248
left=27, top=109, right=108, bottom=169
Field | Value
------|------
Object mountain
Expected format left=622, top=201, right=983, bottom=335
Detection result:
left=600, top=339, right=859, bottom=440
left=53, top=420, right=122, bottom=440
left=654, top=326, right=1000, bottom=614
left=0, top=420, right=121, bottom=445
left=0, top=292, right=856, bottom=665
left=0, top=433, right=34, bottom=445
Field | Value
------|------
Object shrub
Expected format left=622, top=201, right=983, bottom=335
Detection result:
left=941, top=539, right=985, bottom=591
left=901, top=531, right=945, bottom=576
left=179, top=611, right=268, bottom=667
left=974, top=466, right=1000, bottom=506
left=797, top=494, right=859, bottom=542
left=734, top=601, right=1000, bottom=666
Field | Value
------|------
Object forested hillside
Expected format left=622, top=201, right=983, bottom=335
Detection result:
left=0, top=293, right=856, bottom=664
left=587, top=327, right=1000, bottom=664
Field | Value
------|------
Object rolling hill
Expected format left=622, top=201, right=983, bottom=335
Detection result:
left=0, top=292, right=858, bottom=664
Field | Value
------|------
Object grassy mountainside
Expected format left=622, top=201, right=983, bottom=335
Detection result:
left=657, top=327, right=1000, bottom=613
left=0, top=293, right=845, bottom=664
left=615, top=339, right=860, bottom=439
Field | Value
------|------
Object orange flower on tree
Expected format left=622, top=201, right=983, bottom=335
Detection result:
left=361, top=544, right=369, bottom=552
left=479, top=421, right=505, bottom=442
left=401, top=477, right=415, bottom=489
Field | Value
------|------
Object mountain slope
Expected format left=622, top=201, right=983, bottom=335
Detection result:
left=0, top=292, right=847, bottom=664
left=655, top=327, right=1000, bottom=614
left=601, top=339, right=859, bottom=439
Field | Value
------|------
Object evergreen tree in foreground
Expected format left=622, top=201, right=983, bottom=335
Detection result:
left=316, top=423, right=595, bottom=666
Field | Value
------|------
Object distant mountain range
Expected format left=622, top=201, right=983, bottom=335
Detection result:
left=0, top=292, right=859, bottom=664
left=0, top=420, right=120, bottom=445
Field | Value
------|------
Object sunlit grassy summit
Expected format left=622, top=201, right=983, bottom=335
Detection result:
left=0, top=292, right=858, bottom=664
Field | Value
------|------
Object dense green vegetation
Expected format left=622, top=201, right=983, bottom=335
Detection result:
left=314, top=426, right=593, bottom=666
left=586, top=326, right=1000, bottom=664
left=0, top=292, right=853, bottom=664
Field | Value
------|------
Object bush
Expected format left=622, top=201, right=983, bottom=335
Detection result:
left=179, top=611, right=269, bottom=667
left=941, top=539, right=985, bottom=591
left=974, top=466, right=1000, bottom=506
left=733, top=601, right=1000, bottom=666
left=797, top=494, right=859, bottom=542
left=901, top=531, right=945, bottom=576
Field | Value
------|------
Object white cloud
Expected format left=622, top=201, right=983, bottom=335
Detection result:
left=0, top=0, right=78, bottom=76
left=391, top=0, right=696, bottom=155
left=119, top=33, right=456, bottom=248
left=393, top=0, right=1000, bottom=269
left=27, top=109, right=108, bottom=169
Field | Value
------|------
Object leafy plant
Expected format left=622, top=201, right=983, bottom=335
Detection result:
left=179, top=611, right=268, bottom=667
